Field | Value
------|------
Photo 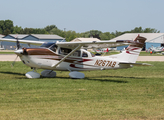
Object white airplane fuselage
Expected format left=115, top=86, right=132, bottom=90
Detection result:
left=0, top=35, right=148, bottom=79
left=18, top=47, right=131, bottom=72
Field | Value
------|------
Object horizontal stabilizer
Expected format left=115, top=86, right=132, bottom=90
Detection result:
left=119, top=62, right=152, bottom=66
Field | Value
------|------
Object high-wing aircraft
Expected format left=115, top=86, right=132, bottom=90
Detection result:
left=0, top=35, right=150, bottom=79
left=148, top=46, right=164, bottom=53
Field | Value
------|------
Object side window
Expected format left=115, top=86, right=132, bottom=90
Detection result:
left=60, top=48, right=72, bottom=55
left=59, top=48, right=81, bottom=57
left=82, top=52, right=88, bottom=57
left=72, top=50, right=80, bottom=57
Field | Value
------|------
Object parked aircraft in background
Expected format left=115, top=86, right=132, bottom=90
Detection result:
left=0, top=42, right=4, bottom=50
left=147, top=46, right=164, bottom=53
left=0, top=35, right=150, bottom=79
left=0, top=47, right=4, bottom=50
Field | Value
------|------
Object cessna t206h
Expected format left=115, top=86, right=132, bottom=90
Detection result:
left=0, top=35, right=150, bottom=79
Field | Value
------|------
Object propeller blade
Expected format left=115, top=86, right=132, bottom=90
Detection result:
left=15, top=35, right=20, bottom=50
left=11, top=55, right=18, bottom=67
left=16, top=37, right=20, bottom=50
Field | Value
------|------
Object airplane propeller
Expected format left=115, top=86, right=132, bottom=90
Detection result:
left=16, top=37, right=20, bottom=50
left=11, top=35, right=21, bottom=67
left=11, top=55, right=19, bottom=67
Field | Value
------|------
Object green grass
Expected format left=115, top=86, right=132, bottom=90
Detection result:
left=0, top=51, right=15, bottom=54
left=0, top=52, right=15, bottom=54
left=0, top=62, right=164, bottom=119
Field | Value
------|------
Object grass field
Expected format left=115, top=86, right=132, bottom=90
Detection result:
left=0, top=61, right=164, bottom=119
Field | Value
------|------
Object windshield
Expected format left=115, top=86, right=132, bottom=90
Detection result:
left=40, top=42, right=56, bottom=48
left=49, top=44, right=57, bottom=52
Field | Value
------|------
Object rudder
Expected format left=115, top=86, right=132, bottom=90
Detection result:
left=110, top=35, right=146, bottom=63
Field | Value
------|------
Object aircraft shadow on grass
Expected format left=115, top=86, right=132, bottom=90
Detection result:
left=89, top=75, right=145, bottom=79
left=0, top=71, right=25, bottom=76
left=85, top=78, right=128, bottom=83
left=55, top=75, right=145, bottom=83
left=84, top=76, right=145, bottom=83
left=0, top=71, right=145, bottom=83
left=53, top=76, right=127, bottom=83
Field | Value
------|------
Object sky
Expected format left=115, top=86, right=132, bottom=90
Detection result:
left=1, top=0, right=164, bottom=33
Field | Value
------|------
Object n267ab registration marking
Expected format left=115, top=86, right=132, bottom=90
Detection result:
left=94, top=60, right=116, bottom=67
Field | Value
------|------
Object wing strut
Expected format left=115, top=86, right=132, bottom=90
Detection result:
left=51, top=44, right=82, bottom=68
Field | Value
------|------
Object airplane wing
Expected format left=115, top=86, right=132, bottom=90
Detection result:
left=56, top=40, right=142, bottom=49
left=0, top=38, right=44, bottom=46
left=0, top=38, right=142, bottom=49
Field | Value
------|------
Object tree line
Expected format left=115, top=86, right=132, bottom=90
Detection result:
left=0, top=20, right=160, bottom=41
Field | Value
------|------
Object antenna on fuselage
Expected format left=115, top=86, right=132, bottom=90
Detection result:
left=61, top=28, right=66, bottom=42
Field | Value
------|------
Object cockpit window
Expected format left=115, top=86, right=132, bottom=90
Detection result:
left=72, top=50, right=80, bottom=57
left=60, top=48, right=72, bottom=55
left=49, top=44, right=57, bottom=52
left=82, top=52, right=88, bottom=57
left=59, top=47, right=81, bottom=57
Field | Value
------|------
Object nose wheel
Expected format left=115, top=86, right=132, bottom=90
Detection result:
left=25, top=69, right=40, bottom=79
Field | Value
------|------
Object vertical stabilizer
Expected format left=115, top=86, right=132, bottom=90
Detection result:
left=110, top=35, right=146, bottom=63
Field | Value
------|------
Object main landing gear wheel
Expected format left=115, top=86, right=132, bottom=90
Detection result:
left=41, top=70, right=56, bottom=78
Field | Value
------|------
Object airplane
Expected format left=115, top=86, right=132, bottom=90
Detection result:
left=147, top=46, right=164, bottom=53
left=0, top=35, right=150, bottom=79
left=0, top=42, right=4, bottom=50
left=0, top=47, right=4, bottom=50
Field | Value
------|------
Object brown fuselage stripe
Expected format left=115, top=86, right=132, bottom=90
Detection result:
left=24, top=48, right=94, bottom=66
left=25, top=48, right=59, bottom=56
